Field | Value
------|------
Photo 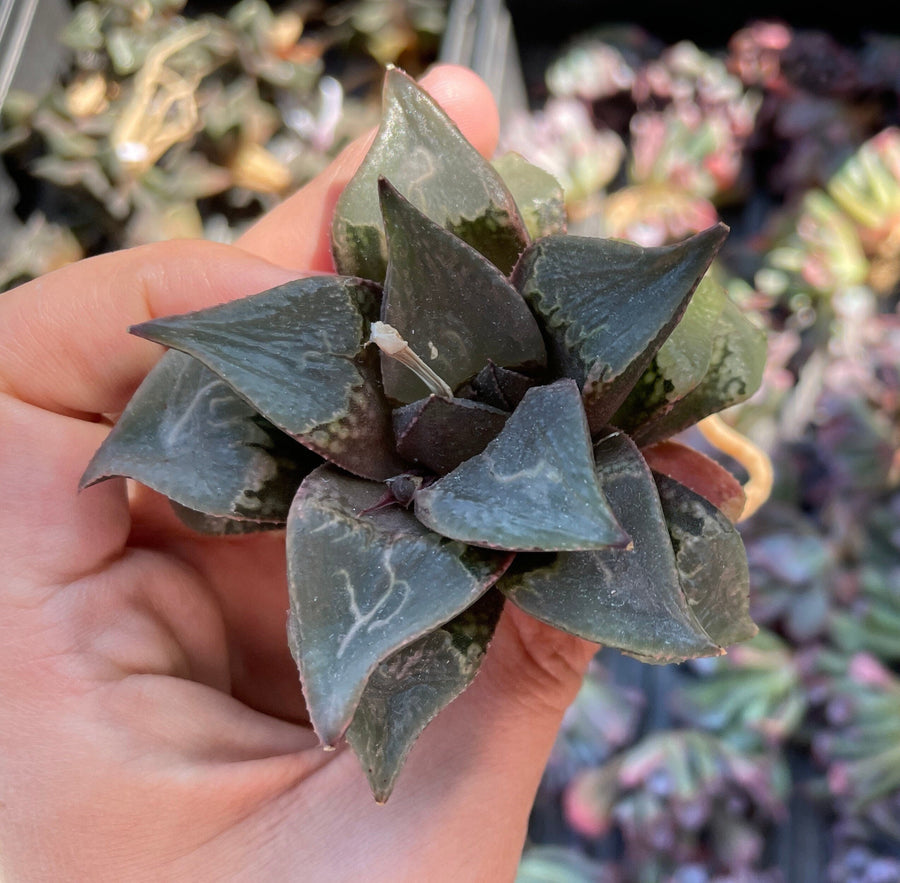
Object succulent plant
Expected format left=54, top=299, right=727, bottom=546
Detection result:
left=675, top=629, right=807, bottom=752
left=0, top=0, right=398, bottom=277
left=563, top=729, right=788, bottom=876
left=813, top=651, right=900, bottom=843
left=827, top=837, right=900, bottom=883
left=79, top=67, right=766, bottom=801
left=500, top=97, right=626, bottom=213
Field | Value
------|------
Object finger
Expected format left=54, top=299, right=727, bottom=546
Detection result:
left=0, top=393, right=130, bottom=589
left=0, top=240, right=300, bottom=419
left=236, top=64, right=501, bottom=269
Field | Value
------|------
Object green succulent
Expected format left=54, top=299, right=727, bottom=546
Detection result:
left=80, top=67, right=765, bottom=801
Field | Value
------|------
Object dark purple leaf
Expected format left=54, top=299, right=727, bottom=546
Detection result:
left=654, top=472, right=758, bottom=648
left=393, top=395, right=509, bottom=474
left=130, top=276, right=406, bottom=480
left=332, top=67, right=529, bottom=282
left=80, top=351, right=316, bottom=521
left=513, top=225, right=728, bottom=433
left=500, top=431, right=721, bottom=664
left=346, top=590, right=504, bottom=802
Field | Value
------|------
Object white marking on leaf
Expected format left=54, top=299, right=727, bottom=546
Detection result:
left=335, top=545, right=411, bottom=659
left=164, top=378, right=222, bottom=446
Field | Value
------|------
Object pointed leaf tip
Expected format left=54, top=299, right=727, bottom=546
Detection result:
left=377, top=178, right=546, bottom=404
left=655, top=473, right=757, bottom=648
left=332, top=68, right=528, bottom=281
left=500, top=432, right=721, bottom=664
left=346, top=590, right=504, bottom=801
left=514, top=223, right=730, bottom=432
left=129, top=276, right=405, bottom=481
left=80, top=350, right=315, bottom=521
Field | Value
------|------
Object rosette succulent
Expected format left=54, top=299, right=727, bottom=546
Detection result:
left=80, top=68, right=766, bottom=801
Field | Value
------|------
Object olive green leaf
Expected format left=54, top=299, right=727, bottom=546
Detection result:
left=492, top=151, right=567, bottom=240
left=80, top=350, right=315, bottom=522
left=346, top=590, right=504, bottom=803
left=612, top=274, right=727, bottom=434
left=513, top=224, right=728, bottom=433
left=500, top=432, right=721, bottom=664
left=130, top=276, right=406, bottom=480
left=629, top=295, right=767, bottom=446
left=286, top=466, right=510, bottom=745
left=331, top=67, right=529, bottom=282
left=378, top=178, right=546, bottom=404
left=414, top=380, right=629, bottom=552
left=654, top=473, right=758, bottom=648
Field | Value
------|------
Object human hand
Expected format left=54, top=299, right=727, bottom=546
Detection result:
left=0, top=65, right=598, bottom=882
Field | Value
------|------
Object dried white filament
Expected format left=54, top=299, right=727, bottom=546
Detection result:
left=369, top=321, right=453, bottom=398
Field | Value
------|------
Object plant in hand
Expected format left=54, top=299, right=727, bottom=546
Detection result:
left=81, top=67, right=766, bottom=801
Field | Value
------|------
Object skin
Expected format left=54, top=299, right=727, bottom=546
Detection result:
left=0, top=66, right=598, bottom=882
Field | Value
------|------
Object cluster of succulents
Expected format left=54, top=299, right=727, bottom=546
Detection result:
left=754, top=127, right=900, bottom=366
left=0, top=0, right=445, bottom=289
left=501, top=27, right=762, bottom=246
left=563, top=729, right=788, bottom=879
left=674, top=629, right=807, bottom=753
left=538, top=259, right=900, bottom=878
left=799, top=650, right=900, bottom=883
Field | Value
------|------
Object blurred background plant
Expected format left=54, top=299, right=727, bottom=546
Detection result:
left=3, top=3, right=900, bottom=881
left=500, top=14, right=900, bottom=882
left=0, top=0, right=445, bottom=286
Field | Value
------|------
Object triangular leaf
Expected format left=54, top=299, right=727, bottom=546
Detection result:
left=612, top=274, right=727, bottom=434
left=346, top=589, right=504, bottom=802
left=513, top=225, right=728, bottom=433
left=332, top=67, right=529, bottom=282
left=286, top=466, right=511, bottom=745
left=80, top=351, right=315, bottom=521
left=629, top=295, right=767, bottom=446
left=378, top=178, right=546, bottom=403
left=499, top=431, right=721, bottom=664
left=414, top=380, right=629, bottom=551
left=492, top=151, right=567, bottom=240
left=654, top=473, right=758, bottom=648
left=130, top=276, right=406, bottom=480
left=393, top=395, right=509, bottom=475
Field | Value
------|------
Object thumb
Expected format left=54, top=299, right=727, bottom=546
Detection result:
left=427, top=601, right=598, bottom=793
left=474, top=604, right=599, bottom=721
